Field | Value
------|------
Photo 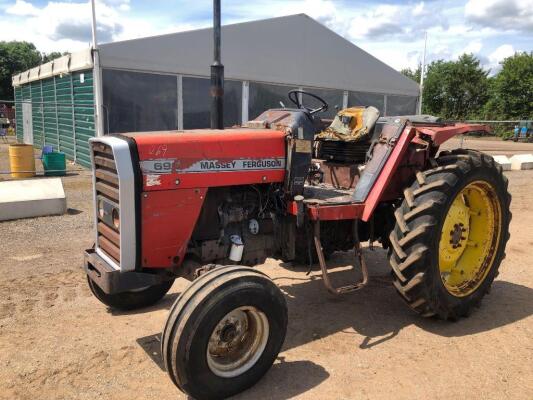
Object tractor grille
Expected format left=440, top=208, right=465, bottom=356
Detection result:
left=92, top=142, right=121, bottom=264
left=316, top=140, right=372, bottom=164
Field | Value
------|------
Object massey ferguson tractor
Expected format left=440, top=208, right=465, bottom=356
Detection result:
left=83, top=3, right=511, bottom=399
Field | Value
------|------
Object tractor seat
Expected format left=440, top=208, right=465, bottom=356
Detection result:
left=316, top=106, right=380, bottom=143
left=314, top=106, right=380, bottom=164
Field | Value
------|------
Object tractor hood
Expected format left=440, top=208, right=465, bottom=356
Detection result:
left=124, top=128, right=287, bottom=191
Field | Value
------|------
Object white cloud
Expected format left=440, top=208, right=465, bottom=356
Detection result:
left=487, top=44, right=516, bottom=72
left=412, top=2, right=425, bottom=17
left=0, top=0, right=169, bottom=53
left=223, top=0, right=454, bottom=70
left=336, top=2, right=448, bottom=41
left=465, top=0, right=533, bottom=32
left=6, top=0, right=39, bottom=16
left=0, top=0, right=531, bottom=72
left=224, top=0, right=448, bottom=41
left=461, top=40, right=483, bottom=55
left=490, top=44, right=515, bottom=62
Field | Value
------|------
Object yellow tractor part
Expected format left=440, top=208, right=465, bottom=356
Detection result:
left=438, top=180, right=502, bottom=297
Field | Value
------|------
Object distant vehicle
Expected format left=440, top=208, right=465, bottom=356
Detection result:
left=510, top=122, right=532, bottom=142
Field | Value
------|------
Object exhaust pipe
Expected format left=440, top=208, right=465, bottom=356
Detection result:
left=210, top=0, right=224, bottom=129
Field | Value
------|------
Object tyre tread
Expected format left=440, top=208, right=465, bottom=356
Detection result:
left=389, top=149, right=511, bottom=320
left=161, top=265, right=287, bottom=400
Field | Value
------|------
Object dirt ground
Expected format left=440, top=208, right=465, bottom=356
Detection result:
left=0, top=136, right=532, bottom=400
left=442, top=136, right=533, bottom=156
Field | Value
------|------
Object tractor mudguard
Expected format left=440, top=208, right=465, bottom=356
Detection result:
left=353, top=118, right=407, bottom=203
left=354, top=118, right=418, bottom=222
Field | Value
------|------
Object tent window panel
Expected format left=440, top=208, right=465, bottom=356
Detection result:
left=224, top=80, right=242, bottom=128
left=302, top=87, right=343, bottom=119
left=102, top=69, right=177, bottom=134
left=248, top=83, right=298, bottom=121
left=182, top=77, right=242, bottom=129
left=349, top=92, right=385, bottom=114
left=387, top=95, right=418, bottom=116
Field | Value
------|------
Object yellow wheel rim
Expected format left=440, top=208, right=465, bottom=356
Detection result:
left=438, top=180, right=501, bottom=297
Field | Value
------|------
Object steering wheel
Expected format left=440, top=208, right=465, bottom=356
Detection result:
left=288, top=89, right=328, bottom=115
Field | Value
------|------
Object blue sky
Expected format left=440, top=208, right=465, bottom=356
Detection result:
left=1, top=0, right=532, bottom=73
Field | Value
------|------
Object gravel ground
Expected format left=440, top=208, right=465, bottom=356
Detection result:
left=0, top=136, right=532, bottom=400
left=442, top=136, right=533, bottom=156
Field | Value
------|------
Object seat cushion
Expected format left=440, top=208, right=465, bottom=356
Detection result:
left=316, top=106, right=380, bottom=142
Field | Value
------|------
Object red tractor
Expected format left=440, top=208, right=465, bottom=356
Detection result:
left=83, top=6, right=511, bottom=400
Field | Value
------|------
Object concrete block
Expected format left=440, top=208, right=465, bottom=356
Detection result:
left=510, top=154, right=533, bottom=170
left=0, top=178, right=66, bottom=221
left=493, top=155, right=511, bottom=171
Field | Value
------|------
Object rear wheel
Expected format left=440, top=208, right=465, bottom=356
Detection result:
left=87, top=276, right=174, bottom=310
left=161, top=265, right=287, bottom=400
left=389, top=149, right=511, bottom=319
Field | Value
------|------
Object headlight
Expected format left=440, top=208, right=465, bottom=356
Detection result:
left=112, top=208, right=120, bottom=229
left=98, top=199, right=105, bottom=219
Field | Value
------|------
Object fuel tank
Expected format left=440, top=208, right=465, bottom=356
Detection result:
left=125, top=128, right=287, bottom=191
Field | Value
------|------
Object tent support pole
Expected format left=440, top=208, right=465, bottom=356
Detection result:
left=91, top=0, right=104, bottom=137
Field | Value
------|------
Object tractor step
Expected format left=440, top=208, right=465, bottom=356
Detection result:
left=302, top=183, right=354, bottom=205
left=313, top=219, right=368, bottom=295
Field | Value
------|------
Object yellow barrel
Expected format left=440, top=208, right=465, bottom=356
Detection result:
left=9, top=144, right=36, bottom=179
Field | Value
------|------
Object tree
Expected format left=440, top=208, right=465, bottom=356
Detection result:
left=0, top=42, right=68, bottom=101
left=42, top=51, right=66, bottom=63
left=487, top=52, right=533, bottom=120
left=422, top=54, right=489, bottom=119
left=400, top=65, right=422, bottom=83
left=0, top=41, right=42, bottom=100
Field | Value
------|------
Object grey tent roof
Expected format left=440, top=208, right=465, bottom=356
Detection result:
left=100, top=14, right=419, bottom=96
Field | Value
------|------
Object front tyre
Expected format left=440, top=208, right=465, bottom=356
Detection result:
left=389, top=149, right=511, bottom=319
left=87, top=276, right=174, bottom=310
left=161, top=265, right=287, bottom=400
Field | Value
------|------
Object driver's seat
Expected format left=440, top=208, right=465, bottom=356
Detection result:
left=316, top=106, right=380, bottom=142
left=314, top=106, right=380, bottom=165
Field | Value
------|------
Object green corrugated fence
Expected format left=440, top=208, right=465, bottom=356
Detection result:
left=42, top=77, right=57, bottom=150
left=30, top=81, right=43, bottom=148
left=56, top=75, right=75, bottom=161
left=73, top=72, right=95, bottom=167
left=14, top=86, right=23, bottom=143
left=14, top=70, right=95, bottom=168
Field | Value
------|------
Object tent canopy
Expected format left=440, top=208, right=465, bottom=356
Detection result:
left=99, top=14, right=419, bottom=97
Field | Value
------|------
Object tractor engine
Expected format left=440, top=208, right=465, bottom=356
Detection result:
left=188, top=184, right=281, bottom=267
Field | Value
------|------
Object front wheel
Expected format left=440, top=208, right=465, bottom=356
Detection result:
left=161, top=265, right=287, bottom=400
left=87, top=276, right=174, bottom=310
left=389, top=149, right=511, bottom=319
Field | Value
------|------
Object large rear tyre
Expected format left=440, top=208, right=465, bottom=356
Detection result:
left=389, top=149, right=511, bottom=319
left=87, top=276, right=174, bottom=310
left=161, top=265, right=287, bottom=400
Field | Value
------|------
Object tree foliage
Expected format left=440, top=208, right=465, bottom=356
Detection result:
left=0, top=41, right=69, bottom=100
left=484, top=52, right=533, bottom=120
left=414, top=52, right=532, bottom=121
left=422, top=54, right=489, bottom=119
left=42, top=51, right=67, bottom=63
left=0, top=41, right=41, bottom=100
left=400, top=65, right=421, bottom=84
